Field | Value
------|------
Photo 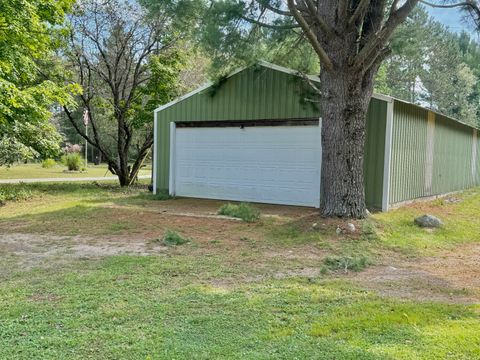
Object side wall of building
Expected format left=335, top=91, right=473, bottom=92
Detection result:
left=364, top=98, right=387, bottom=210
left=389, top=100, right=479, bottom=205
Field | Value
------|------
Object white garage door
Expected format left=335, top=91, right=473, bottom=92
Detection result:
left=171, top=125, right=321, bottom=207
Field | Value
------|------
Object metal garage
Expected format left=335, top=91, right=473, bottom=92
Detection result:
left=153, top=61, right=480, bottom=211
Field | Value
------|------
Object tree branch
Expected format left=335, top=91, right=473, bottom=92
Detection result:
left=354, top=0, right=419, bottom=69
left=303, top=0, right=336, bottom=37
left=349, top=0, right=371, bottom=26
left=287, top=0, right=334, bottom=71
left=241, top=15, right=300, bottom=29
left=257, top=0, right=292, bottom=16
left=420, top=0, right=476, bottom=9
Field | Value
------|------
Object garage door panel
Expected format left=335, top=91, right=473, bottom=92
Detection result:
left=173, top=125, right=321, bottom=207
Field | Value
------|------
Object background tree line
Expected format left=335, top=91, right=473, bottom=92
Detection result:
left=2, top=0, right=480, bottom=190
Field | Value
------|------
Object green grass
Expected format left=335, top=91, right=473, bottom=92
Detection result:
left=162, top=230, right=190, bottom=246
left=218, top=202, right=260, bottom=222
left=0, top=163, right=151, bottom=180
left=0, top=256, right=478, bottom=359
left=322, top=255, right=370, bottom=273
left=1, top=182, right=480, bottom=358
left=373, top=188, right=480, bottom=255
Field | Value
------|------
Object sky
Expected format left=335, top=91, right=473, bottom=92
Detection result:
left=426, top=6, right=478, bottom=37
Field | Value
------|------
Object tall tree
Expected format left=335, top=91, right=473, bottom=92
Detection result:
left=63, top=0, right=198, bottom=186
left=383, top=8, right=480, bottom=126
left=205, top=0, right=480, bottom=218
left=0, top=0, right=77, bottom=165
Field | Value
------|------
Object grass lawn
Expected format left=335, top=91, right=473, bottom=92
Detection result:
left=0, top=182, right=479, bottom=359
left=0, top=163, right=151, bottom=180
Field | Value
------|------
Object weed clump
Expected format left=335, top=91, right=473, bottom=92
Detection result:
left=218, top=203, right=260, bottom=222
left=361, top=220, right=379, bottom=241
left=162, top=230, right=189, bottom=246
left=151, top=190, right=172, bottom=201
left=322, top=255, right=369, bottom=273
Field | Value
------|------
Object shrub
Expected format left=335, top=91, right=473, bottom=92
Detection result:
left=322, top=255, right=369, bottom=273
left=62, top=153, right=82, bottom=171
left=41, top=158, right=57, bottom=168
left=218, top=202, right=260, bottom=222
left=162, top=230, right=189, bottom=246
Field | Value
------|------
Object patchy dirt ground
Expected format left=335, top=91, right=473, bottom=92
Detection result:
left=351, top=243, right=480, bottom=304
left=1, top=195, right=479, bottom=305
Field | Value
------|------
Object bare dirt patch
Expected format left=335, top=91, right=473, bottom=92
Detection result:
left=351, top=243, right=480, bottom=304
left=0, top=232, right=167, bottom=276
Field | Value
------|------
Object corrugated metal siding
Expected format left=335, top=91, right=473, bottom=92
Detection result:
left=431, top=115, right=474, bottom=194
left=389, top=101, right=428, bottom=204
left=389, top=100, right=479, bottom=205
left=155, top=64, right=387, bottom=208
left=476, top=132, right=480, bottom=183
left=364, top=98, right=387, bottom=209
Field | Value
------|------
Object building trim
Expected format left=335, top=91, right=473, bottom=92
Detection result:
left=153, top=110, right=158, bottom=194
left=168, top=122, right=176, bottom=196
left=472, top=129, right=478, bottom=181
left=382, top=98, right=395, bottom=211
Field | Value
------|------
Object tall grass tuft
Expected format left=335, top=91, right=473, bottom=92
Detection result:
left=218, top=203, right=260, bottom=222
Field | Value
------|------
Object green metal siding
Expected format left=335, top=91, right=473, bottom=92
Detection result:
left=389, top=101, right=428, bottom=204
left=431, top=115, right=474, bottom=195
left=364, top=98, right=387, bottom=209
left=155, top=64, right=387, bottom=208
left=476, top=132, right=480, bottom=184
left=389, top=100, right=479, bottom=205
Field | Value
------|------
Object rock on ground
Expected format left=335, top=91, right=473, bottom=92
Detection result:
left=414, top=214, right=443, bottom=228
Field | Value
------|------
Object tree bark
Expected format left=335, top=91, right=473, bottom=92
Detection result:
left=319, top=67, right=375, bottom=218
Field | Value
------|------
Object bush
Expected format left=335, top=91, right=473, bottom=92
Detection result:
left=41, top=158, right=57, bottom=168
left=322, top=255, right=369, bottom=273
left=61, top=153, right=82, bottom=171
left=218, top=202, right=260, bottom=222
left=162, top=230, right=189, bottom=246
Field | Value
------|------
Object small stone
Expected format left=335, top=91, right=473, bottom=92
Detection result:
left=365, top=209, right=371, bottom=217
left=312, top=223, right=319, bottom=231
left=414, top=214, right=443, bottom=228
left=335, top=227, right=342, bottom=235
left=346, top=223, right=356, bottom=233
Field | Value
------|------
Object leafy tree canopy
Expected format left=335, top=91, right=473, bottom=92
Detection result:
left=0, top=0, right=79, bottom=165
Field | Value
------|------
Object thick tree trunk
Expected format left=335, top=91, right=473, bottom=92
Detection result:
left=319, top=68, right=375, bottom=218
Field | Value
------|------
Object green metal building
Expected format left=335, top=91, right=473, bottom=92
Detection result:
left=153, top=61, right=479, bottom=210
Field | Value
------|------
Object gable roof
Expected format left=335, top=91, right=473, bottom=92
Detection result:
left=154, top=61, right=478, bottom=132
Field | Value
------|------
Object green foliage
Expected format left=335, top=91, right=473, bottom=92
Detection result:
left=218, top=202, right=260, bottom=222
left=200, top=0, right=318, bottom=77
left=322, top=255, right=369, bottom=273
left=0, top=185, right=32, bottom=205
left=61, top=153, right=82, bottom=171
left=131, top=50, right=186, bottom=130
left=41, top=158, right=57, bottom=168
left=383, top=7, right=480, bottom=126
left=162, top=230, right=189, bottom=246
left=0, top=0, right=78, bottom=165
